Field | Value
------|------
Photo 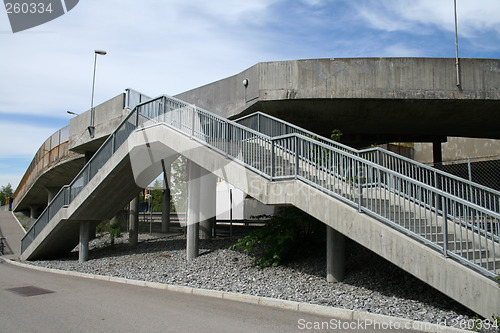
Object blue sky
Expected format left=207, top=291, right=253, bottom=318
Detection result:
left=1, top=0, right=499, bottom=189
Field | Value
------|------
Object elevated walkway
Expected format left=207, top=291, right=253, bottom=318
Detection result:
left=20, top=96, right=500, bottom=319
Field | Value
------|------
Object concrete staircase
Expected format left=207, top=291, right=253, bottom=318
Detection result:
left=20, top=96, right=500, bottom=319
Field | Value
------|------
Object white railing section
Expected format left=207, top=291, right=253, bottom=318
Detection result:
left=21, top=95, right=499, bottom=279
left=236, top=112, right=500, bottom=213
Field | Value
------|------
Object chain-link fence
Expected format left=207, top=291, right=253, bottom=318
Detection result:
left=430, top=155, right=500, bottom=191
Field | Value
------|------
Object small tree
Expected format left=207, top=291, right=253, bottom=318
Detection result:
left=150, top=180, right=163, bottom=212
left=0, top=183, right=13, bottom=206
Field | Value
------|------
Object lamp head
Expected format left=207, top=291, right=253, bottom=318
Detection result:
left=95, top=50, right=107, bottom=56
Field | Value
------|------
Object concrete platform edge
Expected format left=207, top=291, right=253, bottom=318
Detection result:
left=3, top=259, right=471, bottom=333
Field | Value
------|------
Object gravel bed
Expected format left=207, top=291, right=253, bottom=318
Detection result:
left=24, top=232, right=489, bottom=331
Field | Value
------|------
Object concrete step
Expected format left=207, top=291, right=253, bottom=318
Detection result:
left=454, top=248, right=489, bottom=259
left=472, top=258, right=500, bottom=272
left=437, top=240, right=474, bottom=251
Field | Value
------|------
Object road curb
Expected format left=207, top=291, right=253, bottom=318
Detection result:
left=4, top=259, right=470, bottom=333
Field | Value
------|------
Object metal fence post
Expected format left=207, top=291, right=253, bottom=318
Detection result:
left=191, top=106, right=196, bottom=138
left=271, top=139, right=275, bottom=180
left=357, top=160, right=363, bottom=212
left=467, top=158, right=472, bottom=182
left=225, top=121, right=229, bottom=158
left=441, top=194, right=449, bottom=257
left=295, top=136, right=300, bottom=179
left=111, top=133, right=116, bottom=153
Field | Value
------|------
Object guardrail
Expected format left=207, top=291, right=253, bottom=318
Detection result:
left=21, top=95, right=499, bottom=278
left=235, top=112, right=500, bottom=213
left=13, top=126, right=71, bottom=208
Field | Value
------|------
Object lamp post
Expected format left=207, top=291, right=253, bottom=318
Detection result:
left=88, top=49, right=107, bottom=138
left=67, top=111, right=79, bottom=116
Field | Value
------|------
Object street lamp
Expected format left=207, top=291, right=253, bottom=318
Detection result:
left=67, top=111, right=79, bottom=116
left=88, top=49, right=107, bottom=138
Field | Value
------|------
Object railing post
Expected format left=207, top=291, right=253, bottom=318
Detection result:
left=225, top=121, right=229, bottom=158
left=163, top=97, right=167, bottom=123
left=111, top=133, right=116, bottom=153
left=135, top=108, right=139, bottom=128
left=271, top=139, right=275, bottom=180
left=357, top=160, right=363, bottom=212
left=191, top=106, right=196, bottom=138
left=441, top=194, right=449, bottom=257
left=295, top=136, right=300, bottom=179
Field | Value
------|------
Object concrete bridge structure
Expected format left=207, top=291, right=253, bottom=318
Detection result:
left=14, top=58, right=500, bottom=319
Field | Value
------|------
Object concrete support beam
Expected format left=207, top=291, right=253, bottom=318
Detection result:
left=129, top=196, right=139, bottom=247
left=187, top=160, right=201, bottom=259
left=326, top=225, right=345, bottom=283
left=45, top=187, right=60, bottom=204
left=199, top=168, right=216, bottom=240
left=161, top=163, right=171, bottom=233
left=161, top=189, right=171, bottom=233
left=29, top=205, right=43, bottom=219
left=79, top=221, right=91, bottom=263
left=433, top=141, right=443, bottom=164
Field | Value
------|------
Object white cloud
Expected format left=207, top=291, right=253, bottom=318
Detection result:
left=0, top=122, right=58, bottom=158
left=355, top=0, right=500, bottom=37
left=383, top=43, right=425, bottom=57
left=0, top=173, right=22, bottom=189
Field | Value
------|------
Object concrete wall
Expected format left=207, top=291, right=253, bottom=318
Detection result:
left=414, top=137, right=500, bottom=164
left=216, top=182, right=277, bottom=220
left=69, top=93, right=127, bottom=153
left=176, top=58, right=500, bottom=116
left=176, top=58, right=500, bottom=145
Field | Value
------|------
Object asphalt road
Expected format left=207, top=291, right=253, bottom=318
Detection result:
left=0, top=260, right=428, bottom=333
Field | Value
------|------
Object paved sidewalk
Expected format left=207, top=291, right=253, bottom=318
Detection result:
left=0, top=210, right=26, bottom=259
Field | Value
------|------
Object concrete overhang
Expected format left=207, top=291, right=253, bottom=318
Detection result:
left=175, top=58, right=500, bottom=147
left=14, top=153, right=84, bottom=212
left=69, top=93, right=128, bottom=154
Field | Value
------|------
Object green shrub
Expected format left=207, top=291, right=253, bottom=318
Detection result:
left=230, top=207, right=324, bottom=268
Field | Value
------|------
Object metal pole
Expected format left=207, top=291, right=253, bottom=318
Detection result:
left=149, top=190, right=152, bottom=234
left=89, top=52, right=97, bottom=137
left=454, top=0, right=461, bottom=87
left=229, top=189, right=233, bottom=239
left=467, top=158, right=472, bottom=182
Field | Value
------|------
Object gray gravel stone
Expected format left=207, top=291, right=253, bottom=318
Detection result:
left=24, top=232, right=493, bottom=331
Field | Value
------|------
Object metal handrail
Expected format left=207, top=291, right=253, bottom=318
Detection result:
left=235, top=112, right=500, bottom=213
left=21, top=95, right=499, bottom=279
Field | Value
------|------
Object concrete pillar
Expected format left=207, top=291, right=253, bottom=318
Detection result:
left=432, top=141, right=443, bottom=165
left=129, top=196, right=139, bottom=247
left=29, top=205, right=43, bottom=219
left=79, top=221, right=91, bottom=262
left=199, top=168, right=216, bottom=240
left=326, top=225, right=345, bottom=283
left=187, top=160, right=201, bottom=259
left=161, top=188, right=171, bottom=233
left=45, top=187, right=59, bottom=204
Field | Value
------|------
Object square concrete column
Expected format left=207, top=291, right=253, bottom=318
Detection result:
left=199, top=167, right=216, bottom=240
left=29, top=205, right=43, bottom=219
left=187, top=160, right=201, bottom=260
left=45, top=187, right=60, bottom=205
left=326, top=225, right=345, bottom=283
left=129, top=196, right=140, bottom=247
left=79, top=221, right=91, bottom=263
